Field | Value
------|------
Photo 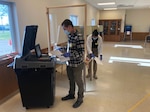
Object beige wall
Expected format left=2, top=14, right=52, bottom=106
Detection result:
left=6, top=0, right=51, bottom=51
left=48, top=4, right=99, bottom=45
left=45, top=0, right=99, bottom=25
left=86, top=5, right=99, bottom=26
left=126, top=9, right=150, bottom=32
left=48, top=7, right=86, bottom=45
left=99, top=8, right=150, bottom=33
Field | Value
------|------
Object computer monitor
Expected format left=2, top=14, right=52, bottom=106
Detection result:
left=21, top=25, right=38, bottom=58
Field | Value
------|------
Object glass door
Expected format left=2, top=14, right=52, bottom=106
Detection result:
left=110, top=20, right=116, bottom=35
left=103, top=21, right=109, bottom=35
left=117, top=20, right=121, bottom=35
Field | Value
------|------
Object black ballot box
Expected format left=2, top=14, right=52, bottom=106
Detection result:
left=14, top=57, right=56, bottom=109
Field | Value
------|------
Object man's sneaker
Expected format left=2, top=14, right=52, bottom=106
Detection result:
left=72, top=100, right=83, bottom=108
left=61, top=94, right=75, bottom=101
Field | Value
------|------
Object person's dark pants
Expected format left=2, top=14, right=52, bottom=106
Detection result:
left=66, top=63, right=84, bottom=101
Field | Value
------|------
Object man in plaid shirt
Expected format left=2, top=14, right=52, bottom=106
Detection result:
left=61, top=19, right=84, bottom=108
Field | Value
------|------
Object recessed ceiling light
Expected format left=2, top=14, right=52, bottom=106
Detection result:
left=97, top=2, right=115, bottom=5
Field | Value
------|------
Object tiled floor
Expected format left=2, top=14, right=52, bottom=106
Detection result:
left=0, top=41, right=150, bottom=112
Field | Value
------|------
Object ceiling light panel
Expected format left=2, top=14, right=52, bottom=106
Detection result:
left=97, top=2, right=115, bottom=5
left=104, top=8, right=117, bottom=10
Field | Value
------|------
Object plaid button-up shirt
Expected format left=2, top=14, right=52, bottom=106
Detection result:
left=63, top=31, right=84, bottom=67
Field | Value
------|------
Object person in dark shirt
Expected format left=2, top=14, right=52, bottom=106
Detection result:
left=61, top=19, right=84, bottom=108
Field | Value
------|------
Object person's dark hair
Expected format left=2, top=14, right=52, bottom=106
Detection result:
left=92, top=29, right=99, bottom=36
left=61, top=19, right=74, bottom=27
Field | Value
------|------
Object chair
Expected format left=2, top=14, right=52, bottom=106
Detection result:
left=144, top=35, right=150, bottom=47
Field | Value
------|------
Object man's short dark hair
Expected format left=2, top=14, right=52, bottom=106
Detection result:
left=61, top=19, right=74, bottom=27
left=92, top=29, right=99, bottom=36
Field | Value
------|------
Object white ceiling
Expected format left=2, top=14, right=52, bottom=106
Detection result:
left=84, top=0, right=150, bottom=10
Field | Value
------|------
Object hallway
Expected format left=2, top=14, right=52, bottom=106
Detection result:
left=0, top=41, right=150, bottom=112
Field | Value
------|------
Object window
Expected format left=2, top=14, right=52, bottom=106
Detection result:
left=0, top=2, right=18, bottom=57
left=91, top=19, right=96, bottom=26
left=70, top=15, right=78, bottom=26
